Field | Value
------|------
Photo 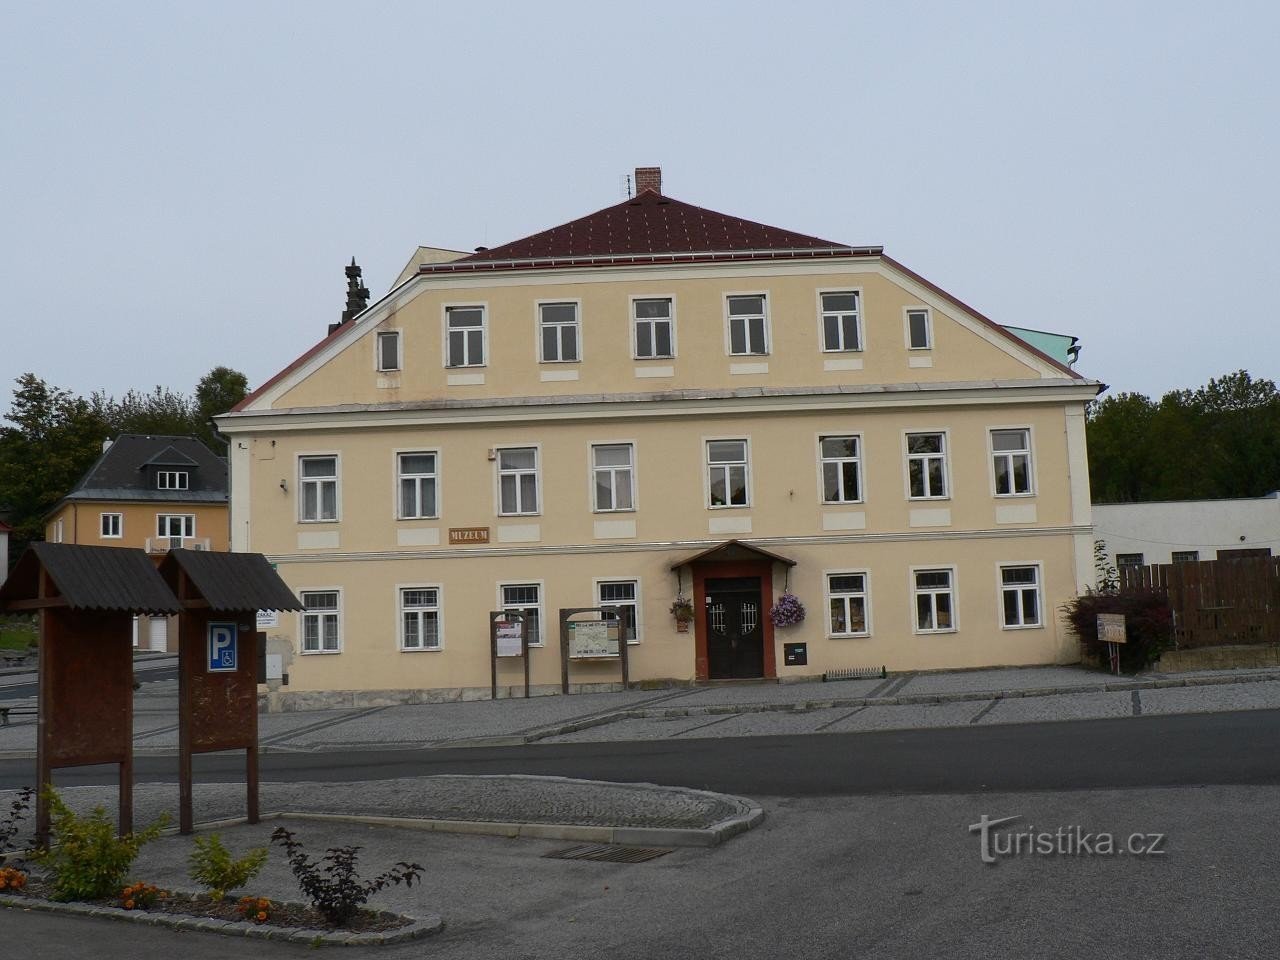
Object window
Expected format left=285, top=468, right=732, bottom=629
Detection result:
left=914, top=569, right=955, bottom=632
left=300, top=590, right=341, bottom=653
left=100, top=513, right=122, bottom=539
left=500, top=583, right=543, bottom=645
left=707, top=439, right=749, bottom=507
left=497, top=447, right=539, bottom=516
left=827, top=573, right=869, bottom=636
left=51, top=519, right=64, bottom=543
left=906, top=433, right=948, bottom=499
left=1171, top=551, right=1200, bottom=564
left=539, top=302, right=580, bottom=362
left=820, top=292, right=862, bottom=352
left=156, top=514, right=195, bottom=539
left=907, top=308, right=932, bottom=349
left=598, top=580, right=640, bottom=644
left=299, top=456, right=338, bottom=521
left=376, top=331, right=401, bottom=372
left=1000, top=565, right=1042, bottom=628
left=156, top=471, right=189, bottom=490
left=991, top=429, right=1033, bottom=496
left=592, top=444, right=634, bottom=512
left=400, top=587, right=441, bottom=650
left=1116, top=553, right=1144, bottom=568
left=633, top=298, right=674, bottom=358
left=445, top=306, right=485, bottom=367
left=398, top=452, right=437, bottom=519
left=820, top=435, right=862, bottom=503
left=727, top=295, right=768, bottom=355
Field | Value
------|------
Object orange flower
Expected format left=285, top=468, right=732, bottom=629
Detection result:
left=256, top=911, right=268, bottom=922
left=124, top=899, right=136, bottom=910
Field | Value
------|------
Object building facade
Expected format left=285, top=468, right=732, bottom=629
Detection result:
left=1093, top=493, right=1279, bottom=570
left=219, top=169, right=1102, bottom=706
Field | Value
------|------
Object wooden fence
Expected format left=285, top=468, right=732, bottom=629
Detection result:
left=1120, top=556, right=1280, bottom=649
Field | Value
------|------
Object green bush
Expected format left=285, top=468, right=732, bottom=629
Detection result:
left=33, top=788, right=168, bottom=901
left=1062, top=589, right=1174, bottom=673
left=189, top=833, right=268, bottom=901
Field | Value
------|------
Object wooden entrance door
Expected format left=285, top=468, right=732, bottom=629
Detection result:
left=705, top=577, right=764, bottom=679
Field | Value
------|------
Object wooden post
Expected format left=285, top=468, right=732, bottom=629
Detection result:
left=177, top=595, right=194, bottom=835
left=34, top=604, right=50, bottom=847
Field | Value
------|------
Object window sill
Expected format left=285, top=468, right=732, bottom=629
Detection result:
left=400, top=646, right=444, bottom=653
left=914, top=628, right=957, bottom=636
left=1001, top=624, right=1044, bottom=631
left=993, top=493, right=1037, bottom=499
left=300, top=649, right=343, bottom=656
left=297, top=519, right=340, bottom=525
left=707, top=504, right=751, bottom=510
left=907, top=497, right=951, bottom=503
left=828, top=633, right=871, bottom=640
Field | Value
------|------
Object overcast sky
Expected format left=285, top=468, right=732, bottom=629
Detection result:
left=2, top=1, right=1276, bottom=407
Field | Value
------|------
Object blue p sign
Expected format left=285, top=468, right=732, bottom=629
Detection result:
left=208, top=622, right=238, bottom=673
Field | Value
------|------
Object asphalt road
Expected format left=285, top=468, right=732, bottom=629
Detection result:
left=0, top=663, right=177, bottom=700
left=4, top=708, right=1279, bottom=795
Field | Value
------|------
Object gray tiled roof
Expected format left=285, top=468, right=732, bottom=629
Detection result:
left=62, top=434, right=227, bottom=504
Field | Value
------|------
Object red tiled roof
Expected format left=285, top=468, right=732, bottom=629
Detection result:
left=453, top=190, right=849, bottom=265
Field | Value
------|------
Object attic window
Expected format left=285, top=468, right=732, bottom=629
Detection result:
left=157, top=470, right=189, bottom=490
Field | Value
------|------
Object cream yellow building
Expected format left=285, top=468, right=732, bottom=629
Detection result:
left=219, top=168, right=1101, bottom=707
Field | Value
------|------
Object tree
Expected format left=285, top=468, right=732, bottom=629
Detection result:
left=194, top=367, right=249, bottom=447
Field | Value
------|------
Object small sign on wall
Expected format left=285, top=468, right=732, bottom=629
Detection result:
left=784, top=642, right=808, bottom=666
left=208, top=622, right=238, bottom=672
left=449, top=527, right=490, bottom=545
left=255, top=610, right=278, bottom=629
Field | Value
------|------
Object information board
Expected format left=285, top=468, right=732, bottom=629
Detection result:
left=569, top=619, right=618, bottom=659
left=496, top=620, right=525, bottom=658
left=1097, top=613, right=1127, bottom=644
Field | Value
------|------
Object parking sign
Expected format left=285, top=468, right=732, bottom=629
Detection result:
left=208, top=622, right=238, bottom=672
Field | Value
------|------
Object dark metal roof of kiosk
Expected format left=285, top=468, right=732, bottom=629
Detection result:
left=670, top=539, right=797, bottom=569
left=0, top=543, right=181, bottom=614
left=161, top=549, right=303, bottom=612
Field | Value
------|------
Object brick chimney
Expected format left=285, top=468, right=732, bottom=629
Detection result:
left=634, top=166, right=662, bottom=195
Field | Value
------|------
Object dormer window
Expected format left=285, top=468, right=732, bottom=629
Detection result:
left=157, top=470, right=189, bottom=490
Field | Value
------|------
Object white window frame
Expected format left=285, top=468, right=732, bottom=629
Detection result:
left=903, top=430, right=950, bottom=501
left=989, top=426, right=1035, bottom=497
left=905, top=306, right=933, bottom=350
left=51, top=518, right=64, bottom=543
left=817, top=434, right=864, bottom=504
left=495, top=445, right=541, bottom=517
left=298, top=454, right=340, bottom=523
left=590, top=442, right=636, bottom=513
left=998, top=563, right=1043, bottom=630
left=376, top=329, right=402, bottom=372
left=156, top=513, right=195, bottom=539
left=398, top=583, right=443, bottom=651
left=299, top=588, right=343, bottom=654
left=536, top=299, right=582, bottom=363
left=724, top=292, right=770, bottom=357
left=594, top=577, right=642, bottom=644
left=817, top=288, right=864, bottom=353
left=704, top=437, right=751, bottom=509
left=825, top=570, right=871, bottom=638
left=498, top=581, right=545, bottom=647
left=156, top=470, right=189, bottom=490
left=100, top=512, right=123, bottom=539
left=442, top=303, right=488, bottom=368
left=396, top=450, right=439, bottom=520
left=911, top=566, right=958, bottom=634
left=630, top=295, right=677, bottom=360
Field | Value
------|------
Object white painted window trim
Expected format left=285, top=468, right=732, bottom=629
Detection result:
left=816, top=432, right=865, bottom=505
left=393, top=448, right=441, bottom=520
left=156, top=470, right=189, bottom=490
left=629, top=294, right=677, bottom=360
left=816, top=287, right=865, bottom=353
left=375, top=329, right=402, bottom=372
left=996, top=562, right=1044, bottom=630
left=100, top=512, right=123, bottom=539
left=902, top=429, right=951, bottom=501
left=723, top=291, right=771, bottom=357
left=904, top=306, right=933, bottom=350
left=397, top=582, right=444, bottom=651
left=494, top=443, right=542, bottom=517
left=156, top=513, right=196, bottom=538
left=988, top=424, right=1037, bottom=498
left=594, top=576, right=643, bottom=644
left=51, top=518, right=64, bottom=543
left=589, top=441, right=638, bottom=514
left=442, top=302, right=488, bottom=369
left=910, top=565, right=958, bottom=634
left=535, top=298, right=583, bottom=364
left=297, top=452, right=341, bottom=523
left=299, top=586, right=343, bottom=655
left=703, top=435, right=752, bottom=509
left=824, top=569, right=872, bottom=638
left=498, top=580, right=546, bottom=647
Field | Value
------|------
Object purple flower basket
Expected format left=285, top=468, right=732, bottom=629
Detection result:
left=769, top=591, right=806, bottom=628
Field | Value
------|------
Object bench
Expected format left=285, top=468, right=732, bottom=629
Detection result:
left=0, top=705, right=35, bottom=725
left=0, top=651, right=31, bottom=667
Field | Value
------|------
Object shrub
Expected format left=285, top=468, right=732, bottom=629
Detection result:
left=1062, top=588, right=1174, bottom=672
left=33, top=788, right=168, bottom=901
left=270, top=826, right=423, bottom=927
left=238, top=895, right=273, bottom=924
left=189, top=833, right=268, bottom=901
left=119, top=881, right=166, bottom=910
left=1, top=787, right=33, bottom=865
left=0, top=865, right=27, bottom=891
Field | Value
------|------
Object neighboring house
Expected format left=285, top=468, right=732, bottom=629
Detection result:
left=217, top=166, right=1102, bottom=707
left=43, top=434, right=229, bottom=651
left=1093, top=493, right=1280, bottom=570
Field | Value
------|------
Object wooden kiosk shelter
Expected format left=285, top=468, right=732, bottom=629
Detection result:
left=158, top=549, right=301, bottom=834
left=0, top=543, right=181, bottom=840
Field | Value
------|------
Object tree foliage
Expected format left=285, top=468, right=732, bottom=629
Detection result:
left=1088, top=370, right=1280, bottom=502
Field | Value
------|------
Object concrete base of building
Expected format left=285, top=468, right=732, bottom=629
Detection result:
left=1154, top=644, right=1280, bottom=673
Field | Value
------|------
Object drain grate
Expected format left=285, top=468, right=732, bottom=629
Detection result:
left=543, top=843, right=674, bottom=863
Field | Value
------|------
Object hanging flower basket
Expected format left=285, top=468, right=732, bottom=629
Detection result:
left=669, top=597, right=695, bottom=624
left=769, top=592, right=806, bottom=628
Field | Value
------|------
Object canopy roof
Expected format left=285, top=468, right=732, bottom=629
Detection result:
left=160, top=549, right=302, bottom=613
left=670, top=539, right=797, bottom=569
left=0, top=543, right=180, bottom=614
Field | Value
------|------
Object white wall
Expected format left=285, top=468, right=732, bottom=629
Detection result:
left=1092, top=493, right=1280, bottom=566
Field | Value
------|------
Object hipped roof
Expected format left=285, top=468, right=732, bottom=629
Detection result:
left=0, top=543, right=180, bottom=614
